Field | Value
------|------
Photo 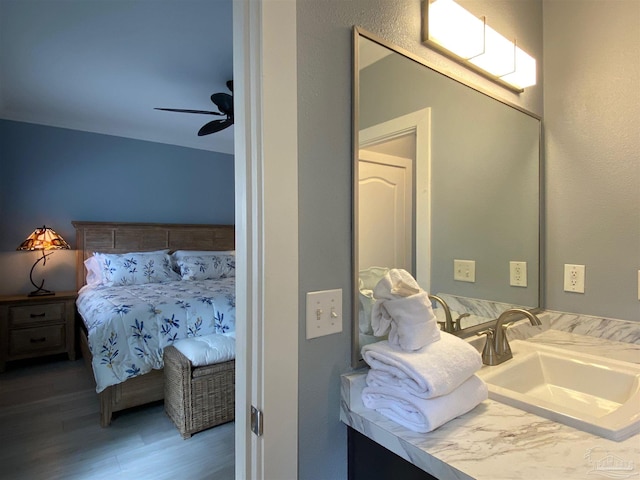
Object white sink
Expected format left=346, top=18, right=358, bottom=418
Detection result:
left=476, top=340, right=640, bottom=441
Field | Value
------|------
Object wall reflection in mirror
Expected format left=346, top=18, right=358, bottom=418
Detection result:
left=353, top=28, right=541, bottom=367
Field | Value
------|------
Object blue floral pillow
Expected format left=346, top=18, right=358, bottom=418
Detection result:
left=94, top=250, right=181, bottom=286
left=173, top=251, right=235, bottom=281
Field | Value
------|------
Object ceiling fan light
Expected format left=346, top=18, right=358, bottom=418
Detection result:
left=154, top=80, right=234, bottom=136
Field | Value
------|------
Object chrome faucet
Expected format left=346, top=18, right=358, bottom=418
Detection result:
left=429, top=294, right=454, bottom=333
left=455, top=312, right=471, bottom=329
left=429, top=294, right=467, bottom=333
left=478, top=308, right=542, bottom=366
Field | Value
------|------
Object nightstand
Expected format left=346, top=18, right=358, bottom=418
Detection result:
left=0, top=291, right=77, bottom=372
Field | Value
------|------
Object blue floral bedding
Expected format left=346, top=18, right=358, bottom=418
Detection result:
left=77, top=279, right=235, bottom=393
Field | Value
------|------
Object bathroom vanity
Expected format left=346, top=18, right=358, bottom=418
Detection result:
left=348, top=26, right=639, bottom=480
left=341, top=312, right=640, bottom=480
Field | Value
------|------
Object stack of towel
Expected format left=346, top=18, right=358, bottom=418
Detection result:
left=361, top=333, right=487, bottom=433
left=362, top=268, right=487, bottom=433
left=371, top=269, right=440, bottom=351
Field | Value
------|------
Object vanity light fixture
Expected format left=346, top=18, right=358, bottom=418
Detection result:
left=17, top=225, right=70, bottom=296
left=422, top=0, right=536, bottom=92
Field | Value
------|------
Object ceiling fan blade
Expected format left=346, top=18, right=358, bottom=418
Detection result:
left=226, top=80, right=233, bottom=92
left=154, top=107, right=223, bottom=116
left=210, top=93, right=233, bottom=116
left=198, top=118, right=234, bottom=136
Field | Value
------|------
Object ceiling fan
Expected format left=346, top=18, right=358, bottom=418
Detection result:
left=155, top=80, right=233, bottom=136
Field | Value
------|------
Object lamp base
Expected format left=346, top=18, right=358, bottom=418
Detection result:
left=28, top=289, right=55, bottom=297
left=27, top=251, right=55, bottom=297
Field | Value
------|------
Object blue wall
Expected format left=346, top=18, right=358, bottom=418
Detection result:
left=0, top=119, right=234, bottom=293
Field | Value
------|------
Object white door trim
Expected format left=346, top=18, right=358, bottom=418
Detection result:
left=360, top=109, right=432, bottom=289
left=233, top=1, right=299, bottom=479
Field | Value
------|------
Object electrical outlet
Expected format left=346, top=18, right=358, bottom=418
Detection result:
left=564, top=264, right=585, bottom=293
left=306, top=289, right=342, bottom=339
left=509, top=261, right=527, bottom=287
left=454, top=259, right=475, bottom=283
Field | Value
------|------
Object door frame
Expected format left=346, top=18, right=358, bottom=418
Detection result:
left=233, top=1, right=299, bottom=478
left=359, top=108, right=432, bottom=288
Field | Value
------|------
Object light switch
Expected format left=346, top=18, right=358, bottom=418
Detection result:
left=306, top=289, right=342, bottom=339
left=454, top=259, right=476, bottom=283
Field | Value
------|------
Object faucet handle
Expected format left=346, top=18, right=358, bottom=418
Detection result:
left=477, top=329, right=497, bottom=366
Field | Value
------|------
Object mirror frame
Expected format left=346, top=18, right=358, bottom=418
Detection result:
left=351, top=27, right=543, bottom=369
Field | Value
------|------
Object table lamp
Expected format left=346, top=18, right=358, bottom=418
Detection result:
left=17, top=225, right=70, bottom=296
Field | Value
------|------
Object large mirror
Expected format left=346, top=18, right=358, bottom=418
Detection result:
left=352, top=28, right=541, bottom=367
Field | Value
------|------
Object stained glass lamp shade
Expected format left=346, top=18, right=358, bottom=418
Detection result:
left=17, top=226, right=70, bottom=296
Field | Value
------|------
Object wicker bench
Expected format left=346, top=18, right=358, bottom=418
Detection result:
left=163, top=339, right=235, bottom=439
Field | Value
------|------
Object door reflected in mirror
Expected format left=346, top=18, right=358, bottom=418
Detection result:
left=353, top=28, right=541, bottom=368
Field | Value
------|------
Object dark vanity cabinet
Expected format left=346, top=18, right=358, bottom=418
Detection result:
left=348, top=428, right=439, bottom=480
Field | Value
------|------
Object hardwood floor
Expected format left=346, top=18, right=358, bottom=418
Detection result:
left=0, top=355, right=234, bottom=480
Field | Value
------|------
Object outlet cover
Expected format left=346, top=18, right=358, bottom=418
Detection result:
left=564, top=264, right=585, bottom=293
left=509, top=261, right=527, bottom=287
left=306, top=289, right=342, bottom=339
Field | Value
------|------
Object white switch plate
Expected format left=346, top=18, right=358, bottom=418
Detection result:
left=454, top=259, right=475, bottom=283
left=509, top=261, right=527, bottom=287
left=564, top=264, right=585, bottom=293
left=306, top=289, right=342, bottom=339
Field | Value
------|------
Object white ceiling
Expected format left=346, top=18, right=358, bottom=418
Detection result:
left=0, top=0, right=234, bottom=155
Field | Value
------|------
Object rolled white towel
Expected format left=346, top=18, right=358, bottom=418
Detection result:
left=371, top=268, right=421, bottom=336
left=358, top=283, right=375, bottom=335
left=374, top=268, right=421, bottom=299
left=384, top=291, right=440, bottom=351
left=362, top=332, right=482, bottom=399
left=371, top=299, right=392, bottom=337
left=362, top=375, right=488, bottom=433
left=371, top=269, right=440, bottom=351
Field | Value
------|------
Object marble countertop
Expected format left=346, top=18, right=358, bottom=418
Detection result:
left=341, top=316, right=640, bottom=480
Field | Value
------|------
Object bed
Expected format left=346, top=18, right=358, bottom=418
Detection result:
left=73, top=221, right=235, bottom=427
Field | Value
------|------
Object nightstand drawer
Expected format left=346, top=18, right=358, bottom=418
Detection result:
left=9, top=303, right=65, bottom=327
left=9, top=325, right=65, bottom=356
left=0, top=291, right=77, bottom=371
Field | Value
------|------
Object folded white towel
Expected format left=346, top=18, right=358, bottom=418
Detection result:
left=362, top=375, right=488, bottom=433
left=371, top=269, right=440, bottom=351
left=362, top=332, right=483, bottom=398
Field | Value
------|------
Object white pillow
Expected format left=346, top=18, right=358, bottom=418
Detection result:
left=173, top=251, right=235, bottom=281
left=84, top=255, right=103, bottom=286
left=94, top=250, right=180, bottom=286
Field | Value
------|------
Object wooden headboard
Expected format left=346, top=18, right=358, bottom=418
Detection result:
left=72, top=221, right=235, bottom=290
